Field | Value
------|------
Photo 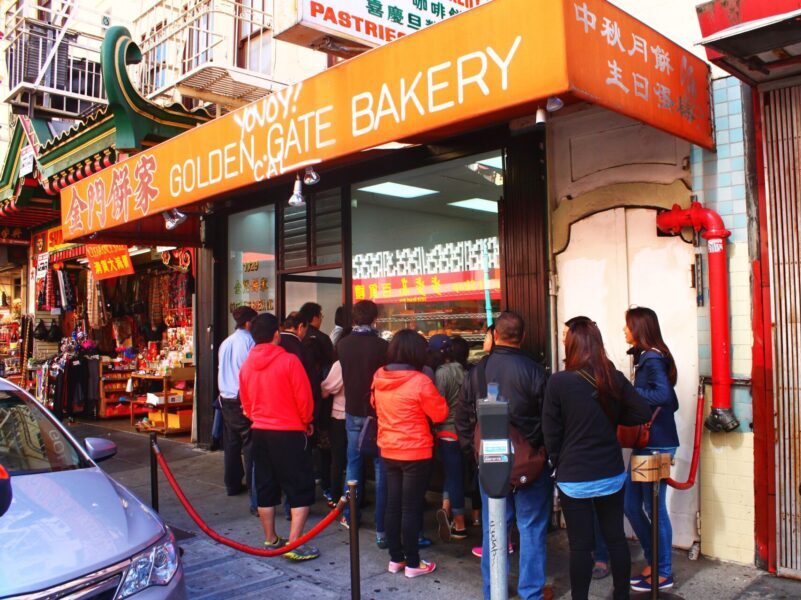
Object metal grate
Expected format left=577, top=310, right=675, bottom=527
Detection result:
left=762, top=84, right=801, bottom=577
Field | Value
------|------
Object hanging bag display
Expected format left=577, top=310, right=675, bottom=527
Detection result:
left=576, top=369, right=661, bottom=449
left=46, top=319, right=62, bottom=343
left=33, top=319, right=48, bottom=340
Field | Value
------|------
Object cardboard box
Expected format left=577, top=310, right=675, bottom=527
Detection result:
left=167, top=409, right=193, bottom=430
left=146, top=392, right=183, bottom=405
left=148, top=410, right=164, bottom=425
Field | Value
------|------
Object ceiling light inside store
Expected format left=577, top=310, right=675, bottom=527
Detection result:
left=476, top=156, right=503, bottom=169
left=466, top=162, right=504, bottom=186
left=357, top=182, right=437, bottom=198
left=448, top=198, right=499, bottom=214
left=128, top=247, right=153, bottom=257
left=362, top=142, right=419, bottom=151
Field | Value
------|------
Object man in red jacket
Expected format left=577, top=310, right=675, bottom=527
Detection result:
left=239, top=312, right=319, bottom=561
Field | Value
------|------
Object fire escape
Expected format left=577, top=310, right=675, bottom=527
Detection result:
left=135, top=0, right=286, bottom=112
left=3, top=0, right=112, bottom=118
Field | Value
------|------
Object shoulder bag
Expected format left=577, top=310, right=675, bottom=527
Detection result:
left=472, top=357, right=546, bottom=489
left=576, top=369, right=661, bottom=449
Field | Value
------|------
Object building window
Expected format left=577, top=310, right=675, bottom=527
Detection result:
left=280, top=188, right=342, bottom=271
left=351, top=150, right=504, bottom=347
left=236, top=0, right=272, bottom=75
left=227, top=205, right=276, bottom=334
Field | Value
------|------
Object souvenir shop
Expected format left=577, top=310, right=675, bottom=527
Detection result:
left=0, top=242, right=28, bottom=382
left=24, top=231, right=196, bottom=434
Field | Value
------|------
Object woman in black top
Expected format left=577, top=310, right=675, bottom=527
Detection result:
left=543, top=319, right=651, bottom=600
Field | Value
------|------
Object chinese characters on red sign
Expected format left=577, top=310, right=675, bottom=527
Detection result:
left=566, top=0, right=712, bottom=146
left=66, top=155, right=161, bottom=236
left=85, top=244, right=135, bottom=281
left=353, top=269, right=500, bottom=304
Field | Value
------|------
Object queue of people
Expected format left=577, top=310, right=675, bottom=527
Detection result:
left=216, top=299, right=680, bottom=599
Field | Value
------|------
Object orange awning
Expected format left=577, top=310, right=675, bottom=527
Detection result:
left=61, top=0, right=712, bottom=241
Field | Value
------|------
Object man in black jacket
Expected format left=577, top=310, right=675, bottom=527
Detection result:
left=456, top=311, right=551, bottom=600
left=299, top=302, right=336, bottom=503
left=337, top=300, right=388, bottom=530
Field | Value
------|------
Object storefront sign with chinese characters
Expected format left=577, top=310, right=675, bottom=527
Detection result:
left=61, top=0, right=711, bottom=241
left=0, top=227, right=29, bottom=246
left=354, top=268, right=500, bottom=304
left=565, top=0, right=711, bottom=144
left=277, top=0, right=491, bottom=49
left=85, top=244, right=135, bottom=280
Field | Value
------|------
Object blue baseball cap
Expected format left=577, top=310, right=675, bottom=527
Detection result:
left=428, top=334, right=452, bottom=352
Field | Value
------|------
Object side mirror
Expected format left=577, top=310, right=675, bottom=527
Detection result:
left=0, top=465, right=11, bottom=518
left=84, top=437, right=118, bottom=463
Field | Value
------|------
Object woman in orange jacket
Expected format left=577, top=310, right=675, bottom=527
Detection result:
left=372, top=329, right=448, bottom=579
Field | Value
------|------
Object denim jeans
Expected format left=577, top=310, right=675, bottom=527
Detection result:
left=344, top=413, right=387, bottom=532
left=480, top=473, right=552, bottom=600
left=624, top=447, right=677, bottom=577
left=438, top=439, right=465, bottom=515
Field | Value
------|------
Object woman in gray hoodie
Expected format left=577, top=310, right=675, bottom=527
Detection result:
left=429, top=334, right=470, bottom=541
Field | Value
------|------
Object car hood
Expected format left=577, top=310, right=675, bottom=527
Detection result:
left=0, top=467, right=165, bottom=596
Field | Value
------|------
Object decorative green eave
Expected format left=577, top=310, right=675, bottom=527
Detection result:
left=37, top=25, right=212, bottom=183
left=0, top=122, right=25, bottom=203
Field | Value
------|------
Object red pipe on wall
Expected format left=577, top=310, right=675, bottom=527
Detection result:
left=657, top=202, right=740, bottom=432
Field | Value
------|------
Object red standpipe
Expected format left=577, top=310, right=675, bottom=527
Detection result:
left=656, top=202, right=739, bottom=433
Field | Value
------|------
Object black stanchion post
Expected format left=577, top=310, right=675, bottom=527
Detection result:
left=630, top=452, right=683, bottom=600
left=347, top=480, right=360, bottom=600
left=150, top=432, right=159, bottom=512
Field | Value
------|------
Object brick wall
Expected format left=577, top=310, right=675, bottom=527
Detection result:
left=690, top=75, right=755, bottom=565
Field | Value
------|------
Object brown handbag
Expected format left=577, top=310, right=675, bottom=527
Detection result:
left=576, top=369, right=661, bottom=449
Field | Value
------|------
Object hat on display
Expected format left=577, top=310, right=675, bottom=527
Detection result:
left=428, top=334, right=452, bottom=352
left=232, top=306, right=258, bottom=328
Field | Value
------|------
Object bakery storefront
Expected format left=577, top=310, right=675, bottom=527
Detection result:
left=59, top=0, right=713, bottom=447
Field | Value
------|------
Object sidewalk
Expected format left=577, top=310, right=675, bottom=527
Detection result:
left=69, top=422, right=801, bottom=599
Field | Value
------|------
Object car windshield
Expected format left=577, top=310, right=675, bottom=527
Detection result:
left=0, top=389, right=86, bottom=475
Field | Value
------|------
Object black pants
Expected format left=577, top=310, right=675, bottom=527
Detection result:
left=220, top=397, right=253, bottom=495
left=252, top=429, right=316, bottom=508
left=558, top=487, right=630, bottom=600
left=385, top=457, right=432, bottom=568
left=330, top=418, right=347, bottom=502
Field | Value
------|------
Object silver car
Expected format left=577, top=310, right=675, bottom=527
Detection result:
left=0, top=379, right=186, bottom=599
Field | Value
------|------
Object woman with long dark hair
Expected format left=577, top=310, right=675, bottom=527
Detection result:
left=543, top=319, right=651, bottom=600
left=371, top=329, right=448, bottom=578
left=623, top=307, right=680, bottom=593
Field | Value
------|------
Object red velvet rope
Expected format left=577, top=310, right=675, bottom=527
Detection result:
left=154, top=444, right=345, bottom=556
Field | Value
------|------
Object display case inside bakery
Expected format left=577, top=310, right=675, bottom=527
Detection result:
left=352, top=149, right=504, bottom=346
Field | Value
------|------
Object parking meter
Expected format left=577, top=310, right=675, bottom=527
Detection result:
left=477, top=382, right=511, bottom=600
left=478, top=382, right=512, bottom=498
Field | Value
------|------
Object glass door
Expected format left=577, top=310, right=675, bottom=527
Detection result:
left=281, top=269, right=342, bottom=333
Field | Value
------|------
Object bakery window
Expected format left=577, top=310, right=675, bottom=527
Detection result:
left=351, top=150, right=503, bottom=345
